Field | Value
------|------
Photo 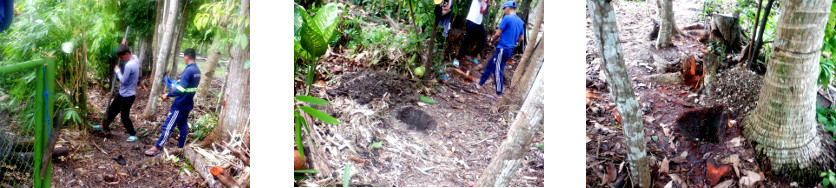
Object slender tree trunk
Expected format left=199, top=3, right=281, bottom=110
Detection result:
left=740, top=0, right=762, bottom=63
left=150, top=0, right=165, bottom=84
left=510, top=0, right=544, bottom=88
left=142, top=36, right=154, bottom=76
left=588, top=0, right=651, bottom=187
left=169, top=25, right=184, bottom=78
left=656, top=0, right=679, bottom=49
left=514, top=37, right=544, bottom=101
left=195, top=43, right=222, bottom=107
left=743, top=0, right=833, bottom=177
left=748, top=0, right=775, bottom=67
left=144, top=0, right=181, bottom=119
left=167, top=1, right=187, bottom=78
left=202, top=0, right=249, bottom=145
left=476, top=63, right=544, bottom=187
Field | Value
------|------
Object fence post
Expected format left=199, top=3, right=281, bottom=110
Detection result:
left=33, top=57, right=54, bottom=188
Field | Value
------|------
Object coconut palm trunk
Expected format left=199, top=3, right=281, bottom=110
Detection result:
left=588, top=0, right=651, bottom=187
left=743, top=0, right=833, bottom=177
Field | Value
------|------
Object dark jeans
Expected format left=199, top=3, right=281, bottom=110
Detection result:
left=457, top=20, right=487, bottom=60
left=102, top=93, right=136, bottom=136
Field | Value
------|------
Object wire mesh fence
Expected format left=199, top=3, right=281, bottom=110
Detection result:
left=0, top=58, right=56, bottom=188
left=0, top=67, right=40, bottom=187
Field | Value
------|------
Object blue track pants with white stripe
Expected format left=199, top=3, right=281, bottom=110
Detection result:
left=155, top=109, right=190, bottom=148
left=478, top=47, right=514, bottom=96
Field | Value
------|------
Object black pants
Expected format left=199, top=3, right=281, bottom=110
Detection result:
left=457, top=20, right=487, bottom=60
left=102, top=93, right=136, bottom=136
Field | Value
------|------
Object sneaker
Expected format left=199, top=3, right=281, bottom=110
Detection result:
left=126, top=136, right=137, bottom=142
left=91, top=124, right=104, bottom=131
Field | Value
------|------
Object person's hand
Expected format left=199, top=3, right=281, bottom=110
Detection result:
left=121, top=39, right=127, bottom=45
left=114, top=65, right=120, bottom=72
left=161, top=93, right=168, bottom=100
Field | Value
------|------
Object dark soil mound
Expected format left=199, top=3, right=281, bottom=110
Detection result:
left=676, top=105, right=726, bottom=143
left=712, top=67, right=762, bottom=116
left=328, top=70, right=418, bottom=105
left=396, top=107, right=436, bottom=131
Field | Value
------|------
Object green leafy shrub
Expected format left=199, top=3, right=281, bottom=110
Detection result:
left=816, top=103, right=836, bottom=140
left=295, top=3, right=344, bottom=94
left=294, top=95, right=340, bottom=159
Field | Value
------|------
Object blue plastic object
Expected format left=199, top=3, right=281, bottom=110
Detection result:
left=0, top=0, right=14, bottom=33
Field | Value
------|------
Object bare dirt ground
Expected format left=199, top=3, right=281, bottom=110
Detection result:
left=295, top=32, right=544, bottom=186
left=584, top=0, right=800, bottom=187
left=50, top=75, right=226, bottom=187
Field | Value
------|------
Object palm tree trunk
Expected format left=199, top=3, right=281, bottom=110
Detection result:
left=588, top=0, right=651, bottom=187
left=743, top=0, right=833, bottom=177
left=144, top=0, right=181, bottom=119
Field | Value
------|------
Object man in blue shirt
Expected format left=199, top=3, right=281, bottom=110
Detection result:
left=473, top=1, right=524, bottom=100
left=145, top=48, right=201, bottom=156
left=92, top=44, right=140, bottom=142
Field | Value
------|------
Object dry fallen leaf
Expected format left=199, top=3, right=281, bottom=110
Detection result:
left=713, top=179, right=734, bottom=188
left=728, top=137, right=744, bottom=148
left=707, top=161, right=731, bottom=186
left=669, top=174, right=684, bottom=186
left=660, top=123, right=671, bottom=136
left=671, top=151, right=688, bottom=163
left=606, top=163, right=617, bottom=183
left=738, top=170, right=763, bottom=188
left=613, top=108, right=622, bottom=124
left=721, top=154, right=741, bottom=177
left=660, top=157, right=670, bottom=174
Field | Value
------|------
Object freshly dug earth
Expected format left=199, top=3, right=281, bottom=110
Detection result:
left=396, top=107, right=437, bottom=131
left=676, top=105, right=726, bottom=143
left=709, top=67, right=762, bottom=117
left=328, top=70, right=418, bottom=105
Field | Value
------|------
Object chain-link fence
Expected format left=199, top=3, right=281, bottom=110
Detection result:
left=0, top=58, right=56, bottom=188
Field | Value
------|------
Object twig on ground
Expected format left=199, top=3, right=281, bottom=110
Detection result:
left=91, top=141, right=108, bottom=155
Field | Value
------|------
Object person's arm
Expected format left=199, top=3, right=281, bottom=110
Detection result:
left=167, top=68, right=190, bottom=98
left=490, top=29, right=503, bottom=46
left=518, top=32, right=524, bottom=43
left=491, top=16, right=509, bottom=46
left=114, top=64, right=125, bottom=83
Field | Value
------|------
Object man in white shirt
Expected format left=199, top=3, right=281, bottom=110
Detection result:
left=454, top=0, right=490, bottom=67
